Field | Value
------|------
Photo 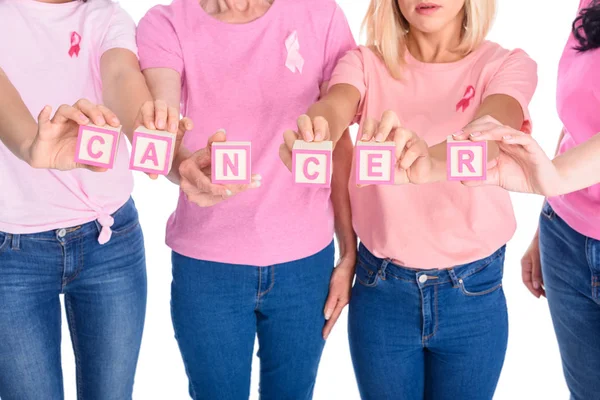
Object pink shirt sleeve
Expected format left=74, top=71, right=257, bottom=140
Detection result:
left=328, top=48, right=367, bottom=120
left=322, top=5, right=356, bottom=84
left=100, top=5, right=138, bottom=57
left=482, top=49, right=538, bottom=133
left=137, top=7, right=184, bottom=75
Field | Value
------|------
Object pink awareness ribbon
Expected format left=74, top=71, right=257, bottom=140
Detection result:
left=456, top=85, right=476, bottom=112
left=69, top=32, right=82, bottom=58
left=285, top=31, right=304, bottom=74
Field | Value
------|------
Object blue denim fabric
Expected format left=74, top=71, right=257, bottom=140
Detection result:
left=0, top=198, right=147, bottom=400
left=170, top=242, right=335, bottom=400
left=349, top=243, right=508, bottom=400
left=539, top=201, right=600, bottom=400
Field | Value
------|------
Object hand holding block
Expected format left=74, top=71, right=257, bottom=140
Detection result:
left=129, top=127, right=176, bottom=175
left=74, top=124, right=122, bottom=169
left=355, top=142, right=396, bottom=185
left=211, top=142, right=252, bottom=184
left=447, top=136, right=487, bottom=181
left=292, top=140, right=333, bottom=187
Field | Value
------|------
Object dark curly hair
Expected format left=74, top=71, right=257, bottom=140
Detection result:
left=573, top=0, right=600, bottom=52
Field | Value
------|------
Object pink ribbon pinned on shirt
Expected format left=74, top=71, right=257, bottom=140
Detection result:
left=69, top=32, right=82, bottom=58
left=285, top=31, right=304, bottom=74
left=456, top=85, right=476, bottom=112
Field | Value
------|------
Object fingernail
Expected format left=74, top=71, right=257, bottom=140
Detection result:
left=225, top=189, right=233, bottom=197
left=452, top=130, right=464, bottom=137
left=251, top=181, right=261, bottom=188
left=254, top=174, right=263, bottom=181
left=217, top=128, right=226, bottom=134
left=112, top=117, right=120, bottom=125
left=170, top=123, right=178, bottom=132
left=503, top=135, right=513, bottom=140
left=470, top=132, right=481, bottom=137
left=157, top=119, right=165, bottom=129
left=305, top=131, right=314, bottom=142
left=98, top=117, right=106, bottom=126
left=375, top=133, right=384, bottom=142
left=361, top=134, right=369, bottom=141
left=314, top=131, right=323, bottom=141
left=79, top=114, right=88, bottom=122
left=533, top=282, right=540, bottom=290
left=324, top=309, right=333, bottom=320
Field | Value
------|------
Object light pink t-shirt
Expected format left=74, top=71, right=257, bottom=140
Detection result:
left=548, top=0, right=600, bottom=240
left=0, top=0, right=137, bottom=239
left=137, top=0, right=356, bottom=266
left=330, top=43, right=537, bottom=269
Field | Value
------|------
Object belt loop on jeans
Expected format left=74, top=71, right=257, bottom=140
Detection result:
left=379, top=259, right=391, bottom=280
left=447, top=268, right=461, bottom=288
left=11, top=234, right=20, bottom=251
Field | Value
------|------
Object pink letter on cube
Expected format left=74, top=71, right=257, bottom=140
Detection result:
left=74, top=124, right=122, bottom=169
left=292, top=140, right=332, bottom=187
left=211, top=142, right=252, bottom=184
left=355, top=141, right=396, bottom=185
left=447, top=136, right=487, bottom=181
left=129, top=127, right=176, bottom=175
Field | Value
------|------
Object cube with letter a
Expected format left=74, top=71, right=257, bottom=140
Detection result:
left=355, top=141, right=396, bottom=185
left=447, top=136, right=487, bottom=181
left=129, top=127, right=176, bottom=175
left=211, top=142, right=252, bottom=184
left=292, top=140, right=332, bottom=187
left=74, top=124, right=122, bottom=169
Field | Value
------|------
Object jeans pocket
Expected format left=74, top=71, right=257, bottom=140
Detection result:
left=0, top=232, right=8, bottom=256
left=540, top=201, right=556, bottom=221
left=110, top=199, right=140, bottom=236
left=355, top=259, right=379, bottom=288
left=458, top=258, right=504, bottom=297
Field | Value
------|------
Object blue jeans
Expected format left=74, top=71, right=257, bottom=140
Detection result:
left=349, top=244, right=508, bottom=400
left=539, top=202, right=600, bottom=400
left=170, top=242, right=335, bottom=400
left=0, top=198, right=146, bottom=400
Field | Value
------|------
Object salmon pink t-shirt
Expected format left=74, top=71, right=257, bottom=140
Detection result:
left=548, top=0, right=600, bottom=240
left=137, top=0, right=356, bottom=266
left=0, top=0, right=137, bottom=240
left=329, top=43, right=538, bottom=269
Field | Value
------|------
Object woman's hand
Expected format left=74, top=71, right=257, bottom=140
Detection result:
left=459, top=123, right=563, bottom=196
left=178, top=130, right=262, bottom=207
left=359, top=110, right=438, bottom=185
left=322, top=254, right=356, bottom=340
left=522, top=230, right=545, bottom=298
left=134, top=99, right=193, bottom=179
left=27, top=99, right=120, bottom=171
left=280, top=114, right=332, bottom=172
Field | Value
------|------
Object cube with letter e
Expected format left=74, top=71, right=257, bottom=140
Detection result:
left=355, top=141, right=396, bottom=185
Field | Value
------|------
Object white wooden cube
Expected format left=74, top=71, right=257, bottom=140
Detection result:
left=447, top=136, right=487, bottom=181
left=74, top=124, right=121, bottom=169
left=292, top=140, right=333, bottom=187
left=211, top=142, right=252, bottom=184
left=355, top=141, right=396, bottom=185
left=129, top=127, right=176, bottom=175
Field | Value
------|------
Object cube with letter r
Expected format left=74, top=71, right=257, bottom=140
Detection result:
left=447, top=136, right=487, bottom=181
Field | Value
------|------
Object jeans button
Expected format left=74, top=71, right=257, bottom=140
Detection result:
left=57, top=229, right=67, bottom=238
left=419, top=275, right=428, bottom=284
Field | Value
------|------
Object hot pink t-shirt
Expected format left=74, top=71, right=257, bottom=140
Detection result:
left=548, top=0, right=600, bottom=240
left=330, top=43, right=538, bottom=269
left=137, top=0, right=356, bottom=266
left=0, top=0, right=137, bottom=239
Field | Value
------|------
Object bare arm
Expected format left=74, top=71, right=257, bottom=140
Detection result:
left=0, top=68, right=39, bottom=162
left=100, top=49, right=153, bottom=141
left=552, top=132, right=600, bottom=194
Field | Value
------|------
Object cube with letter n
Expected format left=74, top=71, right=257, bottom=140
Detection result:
left=211, top=142, right=252, bottom=184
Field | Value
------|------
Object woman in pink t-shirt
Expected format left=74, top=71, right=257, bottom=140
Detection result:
left=460, top=1, right=600, bottom=398
left=0, top=0, right=186, bottom=398
left=136, top=0, right=356, bottom=398
left=281, top=0, right=537, bottom=398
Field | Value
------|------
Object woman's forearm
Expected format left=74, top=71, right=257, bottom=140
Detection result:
left=553, top=132, right=600, bottom=195
left=331, top=129, right=357, bottom=262
left=306, top=84, right=360, bottom=145
left=0, top=68, right=37, bottom=162
left=101, top=49, right=153, bottom=141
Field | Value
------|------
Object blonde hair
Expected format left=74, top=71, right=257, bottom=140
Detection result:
left=363, top=0, right=496, bottom=79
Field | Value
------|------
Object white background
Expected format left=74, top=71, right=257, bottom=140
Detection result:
left=58, top=1, right=578, bottom=398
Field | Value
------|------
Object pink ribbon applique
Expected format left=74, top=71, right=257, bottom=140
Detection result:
left=456, top=85, right=476, bottom=112
left=69, top=32, right=82, bottom=58
left=285, top=31, right=304, bottom=74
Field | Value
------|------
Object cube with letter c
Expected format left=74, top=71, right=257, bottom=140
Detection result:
left=129, top=127, right=176, bottom=175
left=447, top=136, right=487, bottom=181
left=292, top=140, right=332, bottom=187
left=74, top=124, right=121, bottom=169
left=211, top=141, right=252, bottom=184
left=355, top=141, right=396, bottom=185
